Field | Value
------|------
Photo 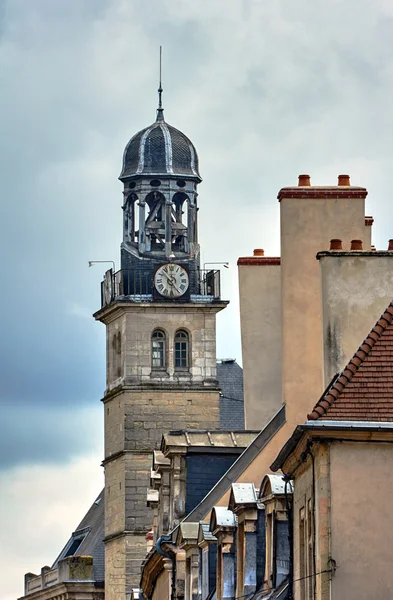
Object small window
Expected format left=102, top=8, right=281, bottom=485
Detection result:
left=175, top=330, right=189, bottom=369
left=152, top=330, right=165, bottom=368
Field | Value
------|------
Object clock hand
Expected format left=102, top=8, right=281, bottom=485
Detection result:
left=161, top=271, right=175, bottom=284
left=171, top=278, right=181, bottom=293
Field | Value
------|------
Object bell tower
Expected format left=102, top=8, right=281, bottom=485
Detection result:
left=94, top=83, right=227, bottom=600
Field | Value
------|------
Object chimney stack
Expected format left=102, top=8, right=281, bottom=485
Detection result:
left=350, top=239, right=363, bottom=251
left=388, top=240, right=393, bottom=251
left=298, top=174, right=311, bottom=186
left=330, top=239, right=342, bottom=251
left=338, top=174, right=350, bottom=186
left=253, top=249, right=264, bottom=257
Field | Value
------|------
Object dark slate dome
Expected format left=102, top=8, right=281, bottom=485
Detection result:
left=120, top=115, right=201, bottom=181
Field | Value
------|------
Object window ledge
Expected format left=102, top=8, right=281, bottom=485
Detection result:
left=150, top=369, right=170, bottom=378
left=174, top=370, right=191, bottom=378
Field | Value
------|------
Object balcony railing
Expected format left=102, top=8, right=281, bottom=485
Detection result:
left=101, top=268, right=221, bottom=307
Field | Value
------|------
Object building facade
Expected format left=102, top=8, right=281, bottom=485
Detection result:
left=272, top=300, right=393, bottom=600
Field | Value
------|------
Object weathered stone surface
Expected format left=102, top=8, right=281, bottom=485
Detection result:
left=99, top=301, right=224, bottom=599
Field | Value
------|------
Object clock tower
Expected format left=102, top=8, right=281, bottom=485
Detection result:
left=94, top=89, right=227, bottom=600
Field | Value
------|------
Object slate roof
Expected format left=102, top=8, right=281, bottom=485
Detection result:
left=119, top=117, right=201, bottom=181
left=182, top=406, right=286, bottom=524
left=217, top=359, right=245, bottom=430
left=52, top=489, right=105, bottom=582
left=308, top=301, right=393, bottom=421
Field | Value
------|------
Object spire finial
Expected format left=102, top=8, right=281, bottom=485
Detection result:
left=156, top=46, right=164, bottom=121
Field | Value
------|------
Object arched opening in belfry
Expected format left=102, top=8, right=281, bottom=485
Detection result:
left=145, top=190, right=166, bottom=251
left=172, top=191, right=189, bottom=252
left=123, top=192, right=138, bottom=246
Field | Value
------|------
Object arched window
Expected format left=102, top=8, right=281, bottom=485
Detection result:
left=152, top=330, right=166, bottom=368
left=175, top=330, right=189, bottom=369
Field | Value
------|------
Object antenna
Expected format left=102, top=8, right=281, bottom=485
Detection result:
left=156, top=46, right=164, bottom=121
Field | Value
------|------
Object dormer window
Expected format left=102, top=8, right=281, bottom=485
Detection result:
left=52, top=527, right=90, bottom=567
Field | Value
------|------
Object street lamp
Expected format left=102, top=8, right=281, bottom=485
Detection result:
left=88, top=260, right=116, bottom=272
left=203, top=261, right=229, bottom=270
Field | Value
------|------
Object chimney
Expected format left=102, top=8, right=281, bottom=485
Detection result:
left=330, top=239, right=342, bottom=250
left=298, top=174, right=311, bottom=186
left=253, top=249, right=264, bottom=256
left=388, top=240, right=393, bottom=251
left=350, top=239, right=363, bottom=251
left=338, top=174, right=350, bottom=186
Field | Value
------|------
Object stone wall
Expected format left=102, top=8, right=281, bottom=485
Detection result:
left=102, top=302, right=225, bottom=391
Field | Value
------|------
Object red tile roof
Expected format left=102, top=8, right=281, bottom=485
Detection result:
left=237, top=257, right=280, bottom=266
left=308, top=301, right=393, bottom=421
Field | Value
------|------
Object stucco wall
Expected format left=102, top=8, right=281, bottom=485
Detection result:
left=320, top=254, right=393, bottom=384
left=238, top=263, right=282, bottom=429
left=280, top=195, right=367, bottom=426
left=330, top=442, right=393, bottom=599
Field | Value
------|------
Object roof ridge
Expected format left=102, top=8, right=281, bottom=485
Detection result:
left=307, top=301, right=393, bottom=420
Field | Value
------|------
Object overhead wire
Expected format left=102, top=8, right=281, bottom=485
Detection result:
left=231, top=568, right=335, bottom=599
left=219, top=393, right=244, bottom=403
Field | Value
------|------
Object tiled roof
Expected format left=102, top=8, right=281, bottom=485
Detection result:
left=217, top=359, right=245, bottom=429
left=237, top=257, right=281, bottom=266
left=308, top=301, right=393, bottom=421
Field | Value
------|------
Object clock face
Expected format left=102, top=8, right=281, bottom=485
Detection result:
left=154, top=264, right=189, bottom=298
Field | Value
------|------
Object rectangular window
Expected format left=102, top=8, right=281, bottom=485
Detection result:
left=175, top=341, right=188, bottom=368
left=152, top=340, right=164, bottom=367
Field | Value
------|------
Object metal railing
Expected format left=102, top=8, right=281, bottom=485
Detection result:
left=101, top=268, right=221, bottom=307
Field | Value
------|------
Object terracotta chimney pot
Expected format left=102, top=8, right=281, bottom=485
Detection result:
left=338, top=174, right=350, bottom=186
left=298, top=174, right=311, bottom=186
left=253, top=249, right=264, bottom=256
left=330, top=239, right=342, bottom=250
left=371, top=245, right=376, bottom=252
left=350, top=239, right=363, bottom=251
left=388, top=240, right=393, bottom=251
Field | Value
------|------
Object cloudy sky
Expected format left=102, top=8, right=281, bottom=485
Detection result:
left=2, top=0, right=393, bottom=598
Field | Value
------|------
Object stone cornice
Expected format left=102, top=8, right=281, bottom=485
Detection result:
left=101, top=382, right=221, bottom=403
left=278, top=186, right=368, bottom=201
left=94, top=300, right=229, bottom=323
left=102, top=449, right=152, bottom=466
left=271, top=423, right=393, bottom=474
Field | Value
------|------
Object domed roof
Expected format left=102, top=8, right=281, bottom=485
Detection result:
left=120, top=112, right=201, bottom=181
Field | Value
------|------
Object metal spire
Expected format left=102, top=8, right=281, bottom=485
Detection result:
left=156, top=46, right=164, bottom=121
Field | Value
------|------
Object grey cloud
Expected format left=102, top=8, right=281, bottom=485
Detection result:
left=2, top=0, right=393, bottom=479
left=1, top=404, right=103, bottom=469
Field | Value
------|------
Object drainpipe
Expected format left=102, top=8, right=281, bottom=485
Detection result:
left=156, top=534, right=176, bottom=600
